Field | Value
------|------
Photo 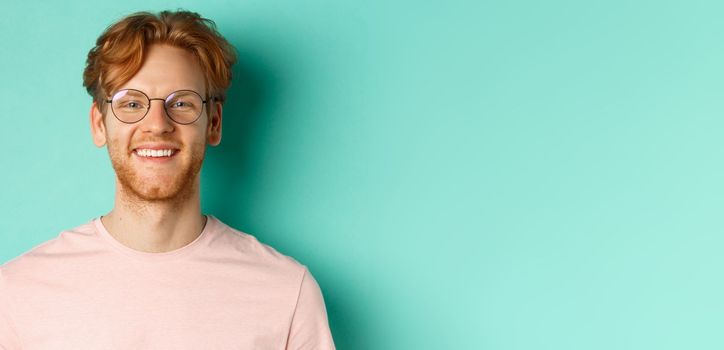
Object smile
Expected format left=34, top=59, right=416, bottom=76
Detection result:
left=134, top=149, right=177, bottom=157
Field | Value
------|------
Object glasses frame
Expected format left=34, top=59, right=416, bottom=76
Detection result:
left=104, top=88, right=210, bottom=125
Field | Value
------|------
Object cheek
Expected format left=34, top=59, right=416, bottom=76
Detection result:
left=106, top=134, right=121, bottom=147
left=188, top=128, right=208, bottom=145
left=105, top=131, right=131, bottom=153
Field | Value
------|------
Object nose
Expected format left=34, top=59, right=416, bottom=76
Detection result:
left=140, top=99, right=175, bottom=134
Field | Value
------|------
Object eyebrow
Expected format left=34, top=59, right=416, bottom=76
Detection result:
left=111, top=88, right=208, bottom=97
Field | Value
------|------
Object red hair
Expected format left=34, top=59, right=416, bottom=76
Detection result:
left=83, top=10, right=237, bottom=108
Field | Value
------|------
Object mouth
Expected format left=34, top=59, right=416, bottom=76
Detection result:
left=132, top=148, right=180, bottom=163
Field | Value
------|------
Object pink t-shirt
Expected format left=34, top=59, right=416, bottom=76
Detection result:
left=0, top=215, right=335, bottom=349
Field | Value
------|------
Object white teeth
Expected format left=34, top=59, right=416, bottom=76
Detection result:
left=136, top=149, right=175, bottom=157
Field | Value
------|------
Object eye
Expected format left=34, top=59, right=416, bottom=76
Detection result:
left=170, top=101, right=193, bottom=108
left=119, top=100, right=144, bottom=109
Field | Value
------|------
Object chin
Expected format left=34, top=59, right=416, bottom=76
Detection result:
left=122, top=180, right=195, bottom=203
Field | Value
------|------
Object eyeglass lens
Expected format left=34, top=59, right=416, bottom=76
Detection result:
left=110, top=89, right=204, bottom=124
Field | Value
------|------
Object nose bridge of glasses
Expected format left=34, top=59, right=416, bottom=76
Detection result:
left=144, top=98, right=174, bottom=122
left=148, top=97, right=167, bottom=105
left=147, top=98, right=170, bottom=111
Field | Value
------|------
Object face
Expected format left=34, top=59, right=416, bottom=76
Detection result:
left=90, top=44, right=222, bottom=205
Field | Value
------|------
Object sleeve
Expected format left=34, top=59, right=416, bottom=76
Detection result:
left=285, top=267, right=335, bottom=350
left=0, top=268, right=22, bottom=350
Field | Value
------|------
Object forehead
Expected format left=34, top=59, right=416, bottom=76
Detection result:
left=117, top=44, right=207, bottom=97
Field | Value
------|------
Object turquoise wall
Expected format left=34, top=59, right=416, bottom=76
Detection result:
left=2, top=1, right=724, bottom=348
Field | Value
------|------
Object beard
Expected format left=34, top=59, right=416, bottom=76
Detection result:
left=107, top=138, right=206, bottom=206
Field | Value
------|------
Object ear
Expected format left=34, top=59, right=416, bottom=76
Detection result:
left=206, top=101, right=222, bottom=146
left=90, top=101, right=107, bottom=147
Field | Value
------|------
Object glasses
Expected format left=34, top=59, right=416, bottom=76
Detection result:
left=105, top=89, right=209, bottom=125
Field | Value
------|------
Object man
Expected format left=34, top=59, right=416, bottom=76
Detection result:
left=0, top=10, right=335, bottom=349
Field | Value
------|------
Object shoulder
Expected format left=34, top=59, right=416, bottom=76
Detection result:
left=1, top=219, right=97, bottom=277
left=206, top=215, right=308, bottom=274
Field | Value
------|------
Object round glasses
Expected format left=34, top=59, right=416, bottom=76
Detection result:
left=105, top=89, right=209, bottom=125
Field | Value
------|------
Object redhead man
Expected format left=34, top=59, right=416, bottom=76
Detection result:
left=0, top=10, right=335, bottom=349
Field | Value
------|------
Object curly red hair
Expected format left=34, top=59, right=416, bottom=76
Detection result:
left=83, top=10, right=237, bottom=108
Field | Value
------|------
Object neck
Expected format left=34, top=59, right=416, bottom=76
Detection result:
left=101, top=176, right=207, bottom=253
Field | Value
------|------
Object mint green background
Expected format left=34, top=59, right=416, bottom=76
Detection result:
left=2, top=1, right=724, bottom=349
